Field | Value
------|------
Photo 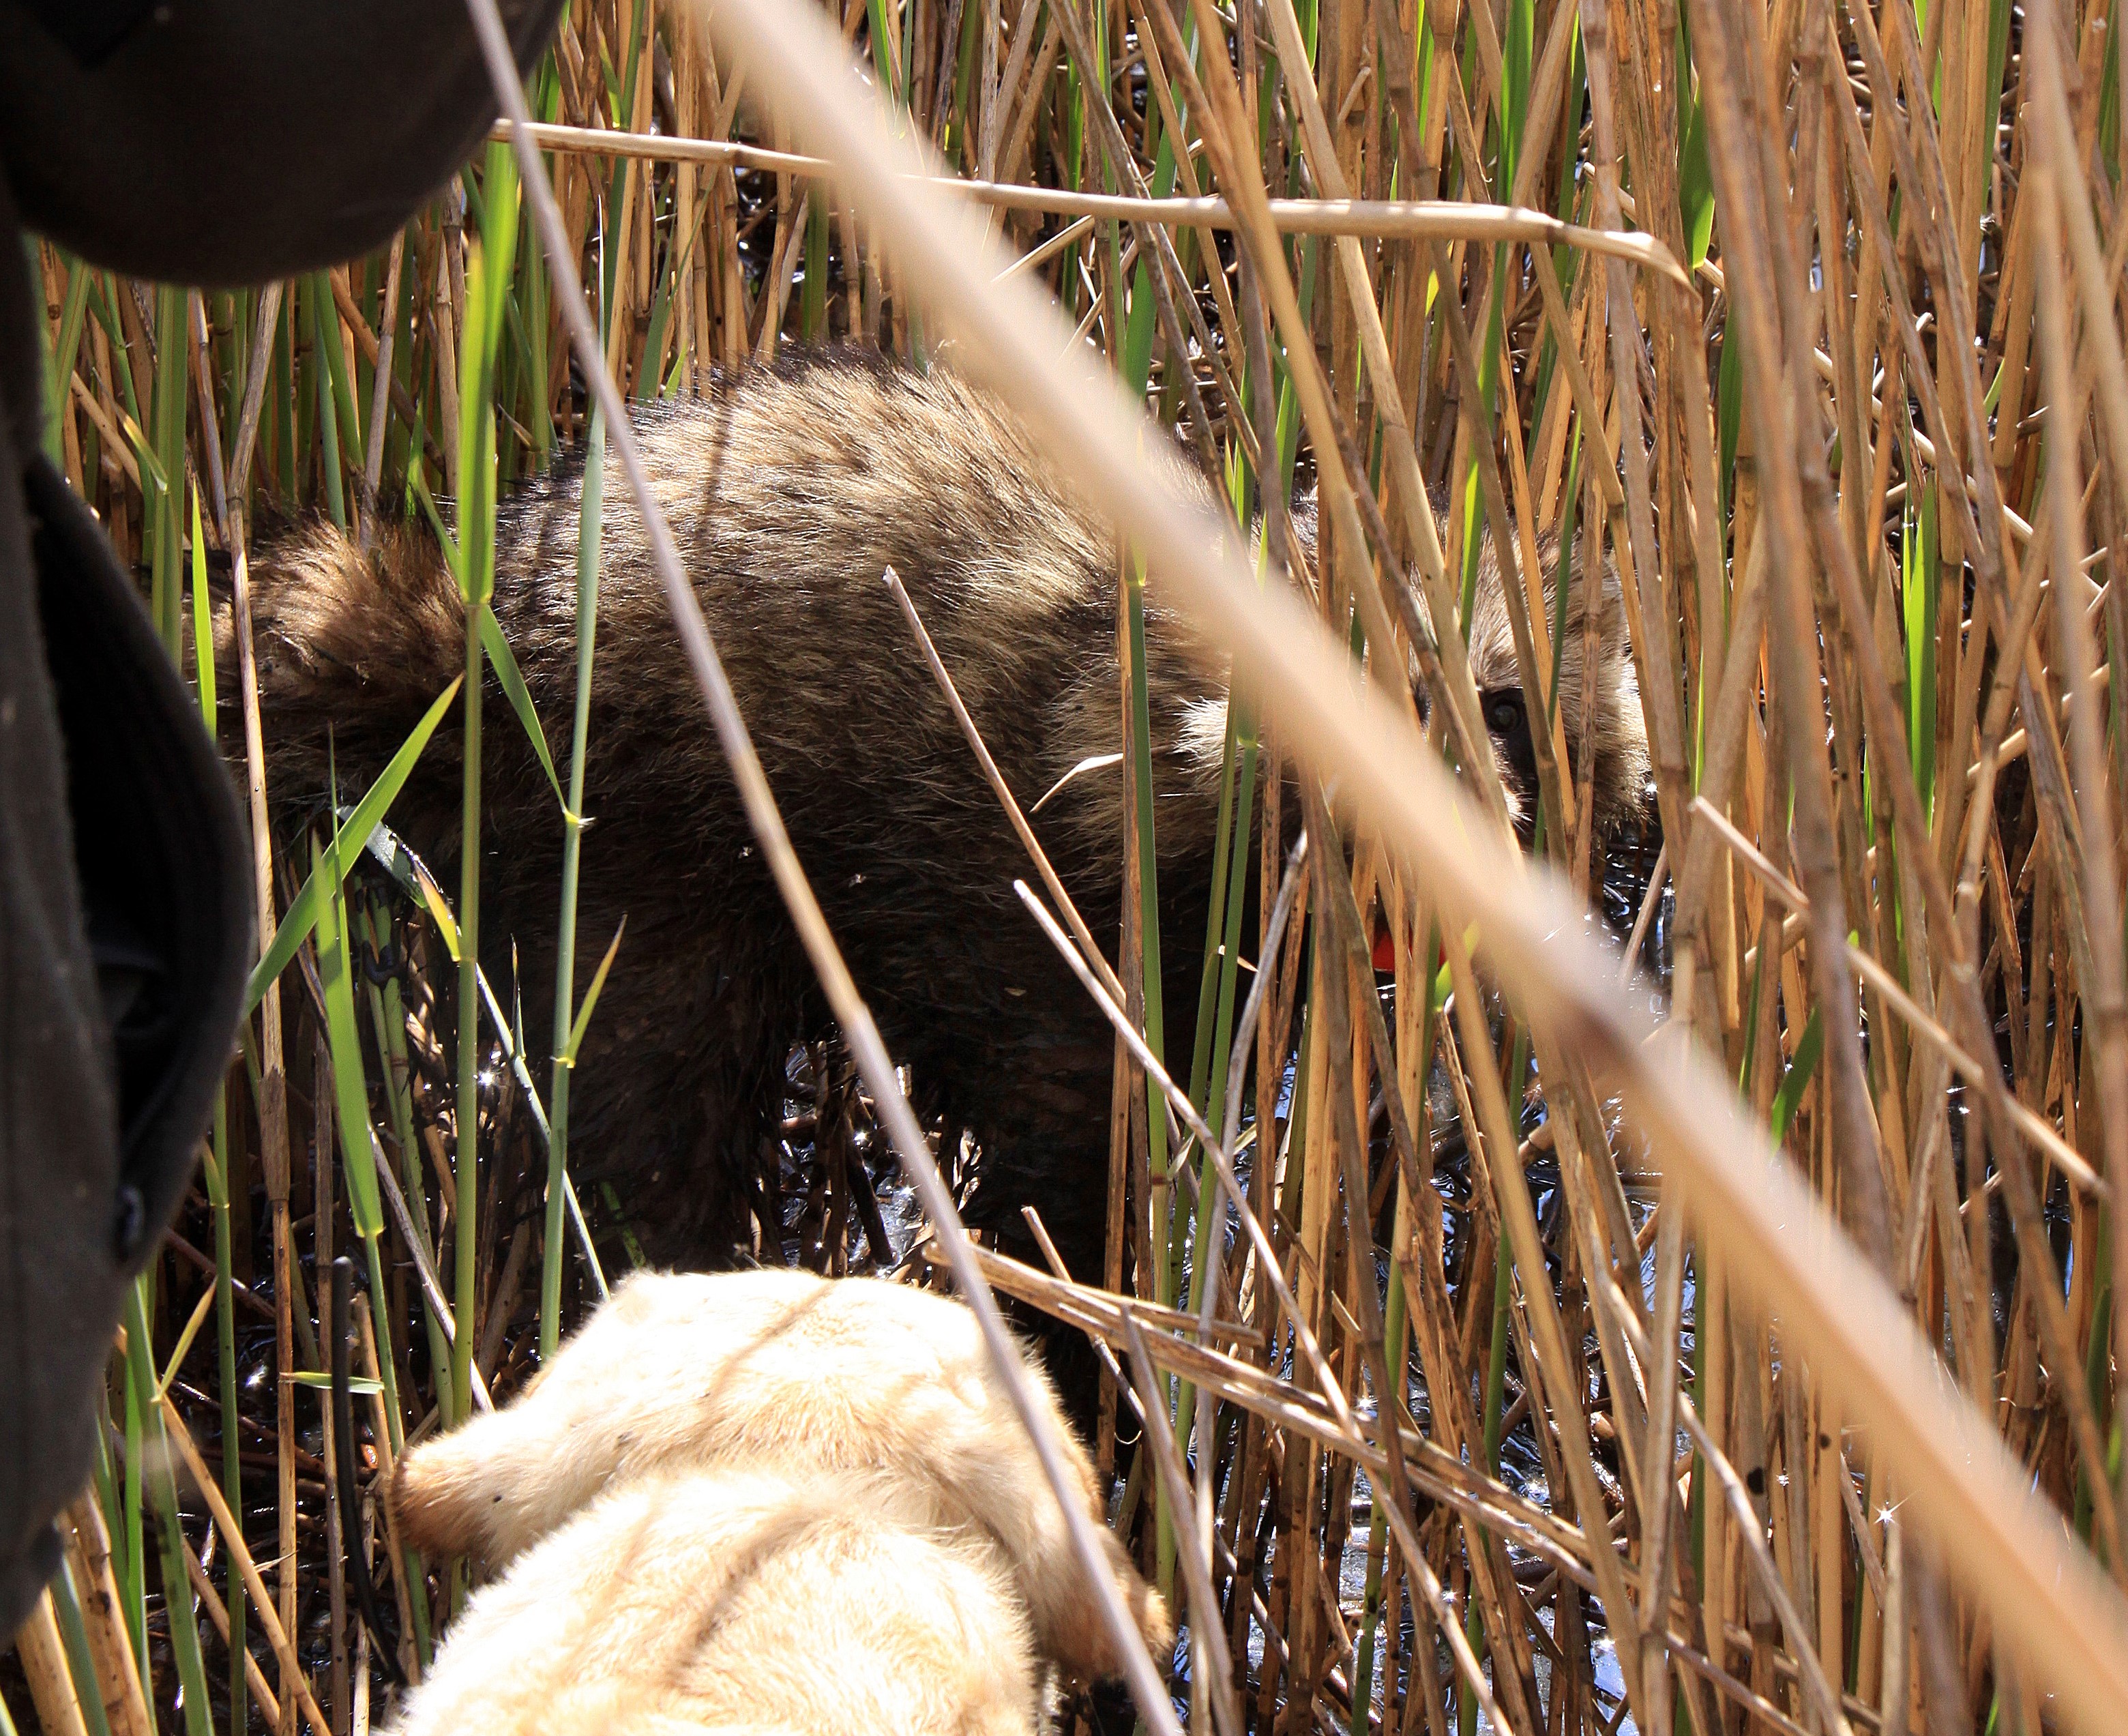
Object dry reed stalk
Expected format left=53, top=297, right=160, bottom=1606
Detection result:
left=668, top=3, right=2128, bottom=1733
left=58, top=1497, right=153, bottom=1736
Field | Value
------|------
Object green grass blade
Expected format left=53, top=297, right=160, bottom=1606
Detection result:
left=479, top=602, right=565, bottom=806
left=301, top=280, right=347, bottom=530
left=1902, top=455, right=1938, bottom=812
left=361, top=894, right=450, bottom=1456
left=1715, top=314, right=1743, bottom=532
left=312, top=271, right=364, bottom=484
left=456, top=266, right=495, bottom=604
left=1770, top=1008, right=1826, bottom=1145
left=450, top=134, right=518, bottom=1434
left=1500, top=0, right=1534, bottom=192
left=411, top=459, right=462, bottom=575
left=314, top=835, right=385, bottom=1239
left=563, top=920, right=627, bottom=1062
left=245, top=674, right=465, bottom=1012
left=44, top=255, right=90, bottom=464
left=201, top=1093, right=244, bottom=1736
left=151, top=285, right=188, bottom=656
left=357, top=814, right=464, bottom=962
left=125, top=1283, right=213, bottom=1736
left=188, top=485, right=216, bottom=721
left=87, top=275, right=142, bottom=423
left=1676, top=11, right=1715, bottom=266
left=120, top=1326, right=146, bottom=1694
left=866, top=0, right=902, bottom=98
left=545, top=392, right=606, bottom=1362
left=48, top=1563, right=115, bottom=1736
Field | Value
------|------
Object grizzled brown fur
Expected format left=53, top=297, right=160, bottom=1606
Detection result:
left=1460, top=521, right=1649, bottom=839
left=233, top=351, right=1644, bottom=1277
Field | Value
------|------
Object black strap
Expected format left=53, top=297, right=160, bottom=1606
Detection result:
left=14, top=0, right=158, bottom=65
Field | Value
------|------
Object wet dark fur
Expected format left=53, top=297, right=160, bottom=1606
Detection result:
left=229, top=350, right=1645, bottom=1282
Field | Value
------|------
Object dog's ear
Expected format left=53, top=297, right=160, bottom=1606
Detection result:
left=930, top=1346, right=1174, bottom=1684
left=389, top=1428, right=505, bottom=1565
left=1042, top=1528, right=1174, bottom=1684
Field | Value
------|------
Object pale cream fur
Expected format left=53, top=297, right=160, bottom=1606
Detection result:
left=388, top=1269, right=1169, bottom=1728
left=387, top=1466, right=1043, bottom=1736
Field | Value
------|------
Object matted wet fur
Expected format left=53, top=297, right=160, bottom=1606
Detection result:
left=384, top=1270, right=1170, bottom=1733
left=232, top=349, right=1646, bottom=1278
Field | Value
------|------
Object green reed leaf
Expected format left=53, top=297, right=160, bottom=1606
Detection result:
left=245, top=673, right=464, bottom=1012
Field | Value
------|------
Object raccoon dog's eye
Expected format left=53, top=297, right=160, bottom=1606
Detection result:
left=1486, top=694, right=1523, bottom=733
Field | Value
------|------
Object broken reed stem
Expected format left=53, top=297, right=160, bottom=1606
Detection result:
left=490, top=119, right=1687, bottom=270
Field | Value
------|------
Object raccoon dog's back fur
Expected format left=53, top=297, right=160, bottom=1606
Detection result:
left=240, top=351, right=1645, bottom=1276
left=383, top=1271, right=1170, bottom=1734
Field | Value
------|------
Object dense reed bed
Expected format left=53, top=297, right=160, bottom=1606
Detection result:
left=10, top=0, right=2128, bottom=1731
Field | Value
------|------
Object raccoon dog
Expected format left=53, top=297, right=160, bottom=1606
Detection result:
left=385, top=1269, right=1170, bottom=1734
left=239, top=350, right=1646, bottom=1279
